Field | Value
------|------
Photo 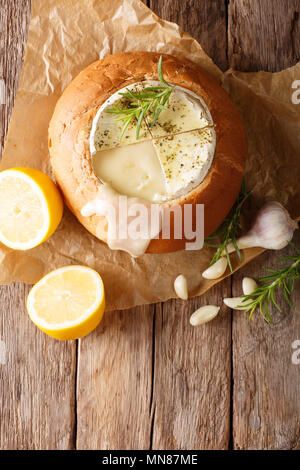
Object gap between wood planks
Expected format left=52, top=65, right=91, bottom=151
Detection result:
left=149, top=308, right=156, bottom=449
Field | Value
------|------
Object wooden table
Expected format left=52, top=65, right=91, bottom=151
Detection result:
left=0, top=0, right=300, bottom=450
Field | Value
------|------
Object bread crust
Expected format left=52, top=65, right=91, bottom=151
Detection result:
left=49, top=51, right=247, bottom=254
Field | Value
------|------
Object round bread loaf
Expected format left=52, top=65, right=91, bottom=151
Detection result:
left=48, top=51, right=247, bottom=254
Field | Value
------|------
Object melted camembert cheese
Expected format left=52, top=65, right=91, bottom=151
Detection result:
left=81, top=81, right=216, bottom=256
left=92, top=140, right=168, bottom=202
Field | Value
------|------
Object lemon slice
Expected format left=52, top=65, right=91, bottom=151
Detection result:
left=27, top=265, right=105, bottom=340
left=0, top=167, right=63, bottom=250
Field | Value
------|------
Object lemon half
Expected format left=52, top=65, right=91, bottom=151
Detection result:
left=27, top=265, right=105, bottom=340
left=0, top=167, right=63, bottom=250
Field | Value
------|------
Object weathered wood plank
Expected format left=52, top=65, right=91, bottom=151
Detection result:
left=150, top=0, right=228, bottom=71
left=0, top=0, right=31, bottom=151
left=0, top=283, right=77, bottom=449
left=229, top=0, right=300, bottom=449
left=228, top=0, right=300, bottom=71
left=151, top=287, right=232, bottom=450
left=76, top=305, right=154, bottom=450
left=231, top=233, right=300, bottom=449
left=146, top=0, right=232, bottom=450
left=0, top=0, right=76, bottom=450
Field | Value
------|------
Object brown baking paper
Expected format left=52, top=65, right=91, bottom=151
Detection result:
left=0, top=0, right=299, bottom=311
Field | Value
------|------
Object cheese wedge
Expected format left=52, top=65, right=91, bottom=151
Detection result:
left=152, top=128, right=216, bottom=199
left=92, top=140, right=168, bottom=202
left=145, top=83, right=213, bottom=138
left=90, top=83, right=150, bottom=154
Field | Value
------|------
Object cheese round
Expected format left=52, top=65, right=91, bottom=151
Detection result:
left=90, top=81, right=216, bottom=202
left=49, top=52, right=247, bottom=254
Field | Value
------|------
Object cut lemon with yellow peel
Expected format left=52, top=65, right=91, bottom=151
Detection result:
left=27, top=265, right=105, bottom=340
left=0, top=167, right=63, bottom=250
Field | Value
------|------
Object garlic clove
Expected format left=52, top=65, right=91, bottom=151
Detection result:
left=202, top=257, right=228, bottom=280
left=223, top=297, right=250, bottom=310
left=174, top=274, right=188, bottom=300
left=242, top=277, right=258, bottom=295
left=190, top=305, right=220, bottom=326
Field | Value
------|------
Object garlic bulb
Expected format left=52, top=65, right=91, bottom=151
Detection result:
left=242, top=277, right=258, bottom=295
left=202, top=257, right=228, bottom=280
left=174, top=274, right=188, bottom=300
left=190, top=305, right=220, bottom=326
left=224, top=201, right=297, bottom=254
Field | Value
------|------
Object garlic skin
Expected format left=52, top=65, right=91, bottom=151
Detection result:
left=202, top=257, right=228, bottom=280
left=223, top=297, right=250, bottom=310
left=190, top=305, right=220, bottom=326
left=224, top=201, right=297, bottom=254
left=174, top=274, right=188, bottom=300
left=242, top=277, right=258, bottom=295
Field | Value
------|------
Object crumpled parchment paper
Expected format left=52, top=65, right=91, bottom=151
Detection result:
left=0, top=0, right=299, bottom=310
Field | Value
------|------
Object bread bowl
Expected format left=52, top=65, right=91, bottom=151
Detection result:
left=48, top=51, right=247, bottom=256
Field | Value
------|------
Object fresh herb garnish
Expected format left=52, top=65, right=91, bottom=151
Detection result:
left=105, top=55, right=174, bottom=139
left=238, top=247, right=300, bottom=323
left=205, top=178, right=251, bottom=271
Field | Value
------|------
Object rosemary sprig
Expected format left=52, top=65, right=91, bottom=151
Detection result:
left=238, top=248, right=300, bottom=323
left=205, top=179, right=251, bottom=271
left=105, top=55, right=174, bottom=139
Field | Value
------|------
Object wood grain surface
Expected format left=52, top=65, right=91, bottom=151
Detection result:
left=77, top=305, right=155, bottom=450
left=0, top=0, right=299, bottom=450
left=228, top=0, right=300, bottom=71
left=232, top=236, right=300, bottom=450
left=0, top=0, right=77, bottom=450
